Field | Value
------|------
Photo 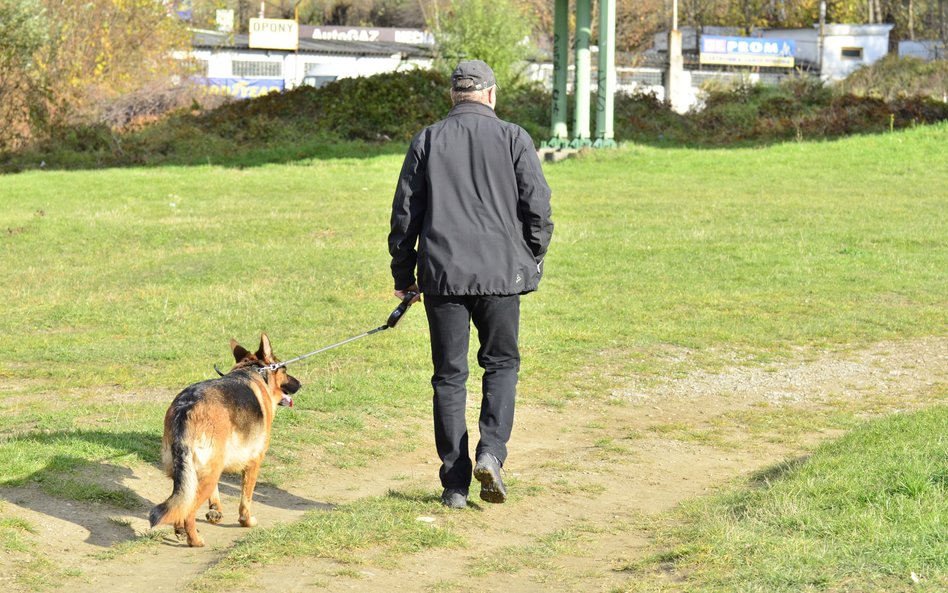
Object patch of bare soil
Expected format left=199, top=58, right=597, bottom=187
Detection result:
left=2, top=338, right=945, bottom=593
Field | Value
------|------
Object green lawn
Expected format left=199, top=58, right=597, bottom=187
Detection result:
left=0, top=123, right=946, bottom=590
left=626, top=405, right=948, bottom=593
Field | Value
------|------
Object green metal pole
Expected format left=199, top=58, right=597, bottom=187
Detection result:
left=571, top=0, right=592, bottom=147
left=594, top=0, right=616, bottom=147
left=548, top=0, right=569, bottom=147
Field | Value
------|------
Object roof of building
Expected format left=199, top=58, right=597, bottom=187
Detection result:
left=191, top=29, right=433, bottom=58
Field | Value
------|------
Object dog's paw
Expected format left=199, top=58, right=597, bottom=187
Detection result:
left=238, top=515, right=258, bottom=528
left=206, top=509, right=223, bottom=524
left=174, top=525, right=187, bottom=541
left=187, top=534, right=205, bottom=547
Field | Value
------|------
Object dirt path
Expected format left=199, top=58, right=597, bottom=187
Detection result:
left=3, top=338, right=945, bottom=592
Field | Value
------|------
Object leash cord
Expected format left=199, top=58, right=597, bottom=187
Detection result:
left=220, top=292, right=418, bottom=376
left=260, top=325, right=389, bottom=372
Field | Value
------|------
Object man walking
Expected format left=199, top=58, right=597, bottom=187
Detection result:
left=388, top=60, right=553, bottom=509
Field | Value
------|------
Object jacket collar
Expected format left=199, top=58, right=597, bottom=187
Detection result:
left=448, top=101, right=499, bottom=119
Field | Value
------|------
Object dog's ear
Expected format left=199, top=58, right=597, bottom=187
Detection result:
left=231, top=338, right=252, bottom=362
left=256, top=333, right=273, bottom=361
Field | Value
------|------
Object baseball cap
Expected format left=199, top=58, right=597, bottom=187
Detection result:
left=451, top=60, right=496, bottom=91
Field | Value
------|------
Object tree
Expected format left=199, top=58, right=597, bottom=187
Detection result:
left=615, top=0, right=667, bottom=53
left=0, top=0, right=194, bottom=151
left=429, top=0, right=537, bottom=88
left=36, top=0, right=192, bottom=124
left=0, top=0, right=48, bottom=150
left=183, top=0, right=426, bottom=30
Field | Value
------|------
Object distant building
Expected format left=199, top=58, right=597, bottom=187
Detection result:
left=756, top=24, right=895, bottom=81
left=189, top=27, right=433, bottom=98
left=648, top=23, right=896, bottom=81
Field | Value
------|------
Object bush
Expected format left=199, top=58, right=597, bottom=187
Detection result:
left=614, top=90, right=692, bottom=144
left=311, top=69, right=451, bottom=141
left=196, top=68, right=451, bottom=143
left=3, top=66, right=948, bottom=172
left=685, top=73, right=948, bottom=144
left=838, top=55, right=948, bottom=101
left=496, top=82, right=551, bottom=142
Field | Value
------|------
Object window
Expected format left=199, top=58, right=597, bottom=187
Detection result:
left=301, top=75, right=337, bottom=88
left=840, top=47, right=863, bottom=60
left=231, top=60, right=282, bottom=77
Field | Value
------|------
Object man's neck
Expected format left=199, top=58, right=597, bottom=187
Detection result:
left=452, top=99, right=493, bottom=109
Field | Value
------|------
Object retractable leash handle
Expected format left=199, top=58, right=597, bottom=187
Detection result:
left=386, top=291, right=419, bottom=328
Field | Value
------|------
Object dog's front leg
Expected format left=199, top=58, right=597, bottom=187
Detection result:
left=238, top=459, right=261, bottom=527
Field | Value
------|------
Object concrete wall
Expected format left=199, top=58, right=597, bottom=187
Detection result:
left=898, top=40, right=946, bottom=61
left=757, top=28, right=817, bottom=64
left=524, top=62, right=793, bottom=113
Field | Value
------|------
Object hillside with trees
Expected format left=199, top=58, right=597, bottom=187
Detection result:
left=1, top=0, right=946, bottom=158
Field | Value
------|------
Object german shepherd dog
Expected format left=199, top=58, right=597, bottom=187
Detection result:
left=149, top=334, right=300, bottom=547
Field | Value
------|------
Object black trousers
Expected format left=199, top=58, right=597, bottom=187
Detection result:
left=423, top=294, right=520, bottom=490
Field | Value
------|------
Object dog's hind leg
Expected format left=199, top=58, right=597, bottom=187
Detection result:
left=205, top=484, right=223, bottom=524
left=238, top=458, right=262, bottom=528
left=183, top=511, right=204, bottom=547
left=184, top=472, right=222, bottom=547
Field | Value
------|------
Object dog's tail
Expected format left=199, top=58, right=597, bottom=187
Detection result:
left=149, top=433, right=198, bottom=528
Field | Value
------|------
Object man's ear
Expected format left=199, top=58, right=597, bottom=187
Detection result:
left=232, top=339, right=252, bottom=362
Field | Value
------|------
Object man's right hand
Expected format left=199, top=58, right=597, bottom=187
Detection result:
left=395, top=284, right=421, bottom=304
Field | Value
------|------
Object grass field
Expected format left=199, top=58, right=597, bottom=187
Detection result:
left=624, top=405, right=948, bottom=592
left=0, top=123, right=946, bottom=591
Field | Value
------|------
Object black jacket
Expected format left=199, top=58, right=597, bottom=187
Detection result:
left=389, top=102, right=553, bottom=295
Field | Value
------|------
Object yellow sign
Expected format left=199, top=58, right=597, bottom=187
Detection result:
left=249, top=18, right=298, bottom=51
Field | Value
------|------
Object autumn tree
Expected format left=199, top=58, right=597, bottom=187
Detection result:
left=517, top=0, right=665, bottom=59
left=37, top=1, right=192, bottom=125
left=0, top=0, right=194, bottom=150
left=0, top=0, right=48, bottom=150
left=615, top=0, right=667, bottom=53
left=184, top=0, right=425, bottom=30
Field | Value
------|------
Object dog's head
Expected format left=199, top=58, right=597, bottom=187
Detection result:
left=231, top=333, right=301, bottom=407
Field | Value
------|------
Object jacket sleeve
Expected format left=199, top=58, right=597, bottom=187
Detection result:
left=513, top=128, right=553, bottom=263
left=388, top=132, right=428, bottom=290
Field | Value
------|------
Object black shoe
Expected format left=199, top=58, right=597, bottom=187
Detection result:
left=474, top=453, right=507, bottom=504
left=441, top=488, right=468, bottom=509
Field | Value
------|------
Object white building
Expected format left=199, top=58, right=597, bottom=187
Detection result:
left=190, top=27, right=433, bottom=98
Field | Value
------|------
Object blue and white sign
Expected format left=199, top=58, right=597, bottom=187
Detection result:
left=196, top=78, right=284, bottom=99
left=700, top=35, right=796, bottom=68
